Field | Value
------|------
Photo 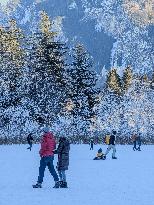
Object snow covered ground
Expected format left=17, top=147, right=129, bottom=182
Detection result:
left=0, top=144, right=154, bottom=205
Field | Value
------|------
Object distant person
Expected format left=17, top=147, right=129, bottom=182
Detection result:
left=27, top=133, right=34, bottom=151
left=104, top=130, right=117, bottom=159
left=105, top=133, right=110, bottom=145
left=136, top=133, right=141, bottom=151
left=93, top=148, right=106, bottom=160
left=54, top=137, right=70, bottom=188
left=90, top=139, right=94, bottom=150
left=33, top=127, right=59, bottom=188
left=131, top=133, right=137, bottom=151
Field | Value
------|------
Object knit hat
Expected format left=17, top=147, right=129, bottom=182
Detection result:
left=98, top=148, right=102, bottom=153
left=112, top=130, right=117, bottom=135
left=43, top=127, right=50, bottom=133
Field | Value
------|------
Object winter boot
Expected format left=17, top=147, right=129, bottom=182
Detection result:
left=112, top=156, right=117, bottom=159
left=60, top=181, right=68, bottom=188
left=103, top=155, right=106, bottom=159
left=53, top=181, right=59, bottom=188
left=133, top=147, right=137, bottom=151
left=32, top=182, right=42, bottom=188
left=59, top=181, right=63, bottom=188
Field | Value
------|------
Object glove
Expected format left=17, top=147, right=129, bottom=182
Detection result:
left=53, top=150, right=58, bottom=154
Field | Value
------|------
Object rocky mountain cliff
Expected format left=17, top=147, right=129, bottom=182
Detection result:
left=0, top=0, right=153, bottom=74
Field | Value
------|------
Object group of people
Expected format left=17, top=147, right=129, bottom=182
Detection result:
left=131, top=133, right=141, bottom=151
left=28, top=129, right=142, bottom=189
left=92, top=131, right=142, bottom=160
left=93, top=130, right=117, bottom=160
left=28, top=127, right=70, bottom=189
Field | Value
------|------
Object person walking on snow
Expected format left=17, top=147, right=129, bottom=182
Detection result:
left=54, top=137, right=70, bottom=188
left=136, top=133, right=141, bottom=151
left=104, top=130, right=117, bottom=159
left=33, top=127, right=59, bottom=188
left=27, top=133, right=34, bottom=151
left=90, top=139, right=94, bottom=150
left=105, top=133, right=110, bottom=145
left=131, top=133, right=137, bottom=151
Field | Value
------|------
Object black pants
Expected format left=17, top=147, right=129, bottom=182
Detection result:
left=133, top=141, right=137, bottom=150
left=90, top=145, right=93, bottom=150
left=27, top=143, right=32, bottom=151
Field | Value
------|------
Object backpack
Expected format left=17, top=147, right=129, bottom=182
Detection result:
left=105, top=135, right=110, bottom=145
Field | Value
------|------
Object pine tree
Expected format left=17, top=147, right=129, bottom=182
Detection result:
left=142, top=74, right=148, bottom=83
left=27, top=11, right=67, bottom=125
left=123, top=65, right=133, bottom=93
left=96, top=86, right=121, bottom=134
left=106, top=68, right=122, bottom=95
left=0, top=19, right=25, bottom=108
left=0, top=19, right=28, bottom=138
left=122, top=76, right=154, bottom=138
left=150, top=73, right=154, bottom=89
left=65, top=44, right=98, bottom=136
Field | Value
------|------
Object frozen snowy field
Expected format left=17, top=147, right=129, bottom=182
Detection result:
left=0, top=144, right=154, bottom=205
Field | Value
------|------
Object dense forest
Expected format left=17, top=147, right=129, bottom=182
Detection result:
left=0, top=6, right=154, bottom=144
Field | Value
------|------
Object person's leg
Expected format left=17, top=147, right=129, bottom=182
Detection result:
left=58, top=170, right=63, bottom=181
left=137, top=140, right=141, bottom=151
left=30, top=143, right=32, bottom=150
left=29, top=143, right=32, bottom=151
left=61, top=170, right=66, bottom=182
left=60, top=170, right=67, bottom=188
left=47, top=156, right=59, bottom=182
left=105, top=145, right=112, bottom=155
left=134, top=140, right=137, bottom=149
left=112, top=145, right=116, bottom=158
left=100, top=155, right=103, bottom=159
left=37, top=157, right=47, bottom=184
left=33, top=157, right=47, bottom=188
left=58, top=170, right=66, bottom=181
left=27, top=143, right=30, bottom=149
left=138, top=143, right=141, bottom=151
left=133, top=141, right=137, bottom=150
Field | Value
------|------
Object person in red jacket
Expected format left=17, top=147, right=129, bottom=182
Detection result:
left=33, top=127, right=59, bottom=188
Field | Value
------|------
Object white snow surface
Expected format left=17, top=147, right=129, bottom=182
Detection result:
left=0, top=0, right=9, bottom=6
left=0, top=144, right=154, bottom=205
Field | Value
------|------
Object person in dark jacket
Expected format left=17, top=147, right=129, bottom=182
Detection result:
left=136, top=134, right=141, bottom=151
left=27, top=133, right=34, bottom=151
left=104, top=130, right=117, bottom=159
left=54, top=137, right=70, bottom=188
left=90, top=139, right=94, bottom=150
left=131, top=133, right=137, bottom=151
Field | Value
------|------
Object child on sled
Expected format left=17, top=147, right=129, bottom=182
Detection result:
left=93, top=148, right=106, bottom=160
